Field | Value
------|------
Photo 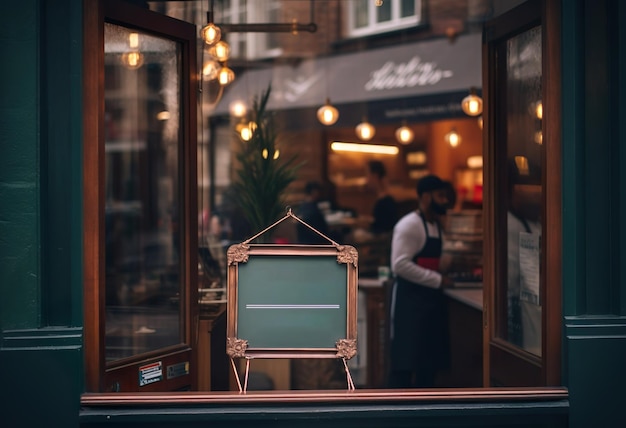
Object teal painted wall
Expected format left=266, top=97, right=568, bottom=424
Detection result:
left=0, top=1, right=84, bottom=427
left=0, top=0, right=40, bottom=329
left=562, top=0, right=626, bottom=427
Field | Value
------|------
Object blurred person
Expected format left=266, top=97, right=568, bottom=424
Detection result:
left=366, top=160, right=399, bottom=234
left=388, top=174, right=455, bottom=388
left=296, top=181, right=331, bottom=245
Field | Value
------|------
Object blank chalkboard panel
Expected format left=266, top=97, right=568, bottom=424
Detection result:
left=226, top=244, right=358, bottom=359
left=238, top=255, right=346, bottom=349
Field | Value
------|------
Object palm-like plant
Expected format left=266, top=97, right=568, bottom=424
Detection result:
left=232, top=85, right=301, bottom=242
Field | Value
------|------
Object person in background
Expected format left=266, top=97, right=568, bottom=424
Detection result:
left=387, top=174, right=455, bottom=388
left=296, top=181, right=331, bottom=244
left=366, top=160, right=399, bottom=234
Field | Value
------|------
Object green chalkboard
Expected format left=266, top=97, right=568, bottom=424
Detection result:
left=226, top=244, right=358, bottom=359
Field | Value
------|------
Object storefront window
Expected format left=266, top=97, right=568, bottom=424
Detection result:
left=103, top=23, right=184, bottom=362
left=502, top=26, right=543, bottom=356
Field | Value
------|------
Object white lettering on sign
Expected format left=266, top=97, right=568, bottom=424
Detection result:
left=365, top=57, right=453, bottom=91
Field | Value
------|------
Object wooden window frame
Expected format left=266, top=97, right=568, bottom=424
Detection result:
left=481, top=0, right=562, bottom=387
left=81, top=0, right=565, bottom=406
left=82, top=0, right=198, bottom=392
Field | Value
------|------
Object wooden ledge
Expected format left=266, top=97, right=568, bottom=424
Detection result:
left=81, top=387, right=568, bottom=406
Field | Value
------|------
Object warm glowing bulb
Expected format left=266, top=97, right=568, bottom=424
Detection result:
left=129, top=33, right=139, bottom=49
left=121, top=51, right=144, bottom=69
left=534, top=130, right=543, bottom=144
left=273, top=150, right=280, bottom=160
left=262, top=149, right=269, bottom=159
left=461, top=89, right=483, bottom=116
left=240, top=126, right=252, bottom=141
left=218, top=65, right=235, bottom=86
left=467, top=155, right=483, bottom=169
left=156, top=111, right=170, bottom=121
left=445, top=129, right=461, bottom=147
left=230, top=101, right=247, bottom=117
left=201, top=23, right=221, bottom=45
left=209, top=40, right=230, bottom=62
left=395, top=125, right=414, bottom=144
left=356, top=120, right=376, bottom=141
left=317, top=99, right=339, bottom=125
left=202, top=59, right=221, bottom=80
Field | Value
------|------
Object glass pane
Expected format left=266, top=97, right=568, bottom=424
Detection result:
left=503, top=25, right=542, bottom=356
left=401, top=0, right=416, bottom=18
left=104, top=23, right=183, bottom=362
left=353, top=0, right=369, bottom=29
left=376, top=0, right=392, bottom=23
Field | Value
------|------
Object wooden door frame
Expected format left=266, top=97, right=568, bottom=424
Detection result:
left=482, top=0, right=562, bottom=387
left=82, top=0, right=199, bottom=392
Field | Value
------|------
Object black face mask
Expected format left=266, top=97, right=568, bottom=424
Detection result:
left=430, top=200, right=447, bottom=216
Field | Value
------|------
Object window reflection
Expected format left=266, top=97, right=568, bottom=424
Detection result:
left=504, top=26, right=542, bottom=356
left=104, top=23, right=183, bottom=362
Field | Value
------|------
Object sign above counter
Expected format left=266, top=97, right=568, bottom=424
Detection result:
left=211, top=33, right=482, bottom=117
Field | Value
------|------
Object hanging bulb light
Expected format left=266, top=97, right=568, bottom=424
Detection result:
left=209, top=40, right=230, bottom=62
left=461, top=87, right=483, bottom=116
left=238, top=121, right=257, bottom=141
left=217, top=63, right=235, bottom=86
left=201, top=22, right=221, bottom=45
left=444, top=128, right=462, bottom=147
left=121, top=32, right=144, bottom=70
left=202, top=59, right=221, bottom=80
left=317, top=98, right=339, bottom=125
left=395, top=121, right=414, bottom=145
left=121, top=51, right=144, bottom=69
left=240, top=128, right=252, bottom=142
left=356, top=118, right=376, bottom=141
left=230, top=100, right=247, bottom=117
left=201, top=1, right=221, bottom=45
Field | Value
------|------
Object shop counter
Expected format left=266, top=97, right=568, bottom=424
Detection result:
left=357, top=278, right=483, bottom=388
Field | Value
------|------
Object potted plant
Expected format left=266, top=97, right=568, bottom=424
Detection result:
left=231, top=85, right=301, bottom=242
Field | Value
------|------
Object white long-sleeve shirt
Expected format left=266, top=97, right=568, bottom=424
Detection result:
left=390, top=211, right=443, bottom=289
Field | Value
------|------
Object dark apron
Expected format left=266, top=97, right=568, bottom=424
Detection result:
left=389, top=213, right=450, bottom=379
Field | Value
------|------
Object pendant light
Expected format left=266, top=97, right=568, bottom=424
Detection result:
left=356, top=117, right=376, bottom=141
left=121, top=32, right=144, bottom=70
left=202, top=59, right=221, bottom=80
left=317, top=11, right=339, bottom=126
left=209, top=40, right=231, bottom=62
left=201, top=0, right=221, bottom=46
left=218, top=63, right=235, bottom=86
left=461, top=87, right=483, bottom=116
left=444, top=128, right=461, bottom=147
left=395, top=121, right=414, bottom=145
left=317, top=98, right=339, bottom=125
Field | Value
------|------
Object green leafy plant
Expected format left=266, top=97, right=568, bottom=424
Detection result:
left=232, top=85, right=301, bottom=241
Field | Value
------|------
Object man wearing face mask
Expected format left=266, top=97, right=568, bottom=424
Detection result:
left=387, top=174, right=454, bottom=388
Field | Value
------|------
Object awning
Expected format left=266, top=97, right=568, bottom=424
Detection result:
left=211, top=33, right=482, bottom=122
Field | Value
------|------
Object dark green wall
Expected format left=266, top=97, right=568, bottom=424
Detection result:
left=0, top=1, right=84, bottom=427
left=0, top=0, right=40, bottom=329
left=562, top=0, right=626, bottom=427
